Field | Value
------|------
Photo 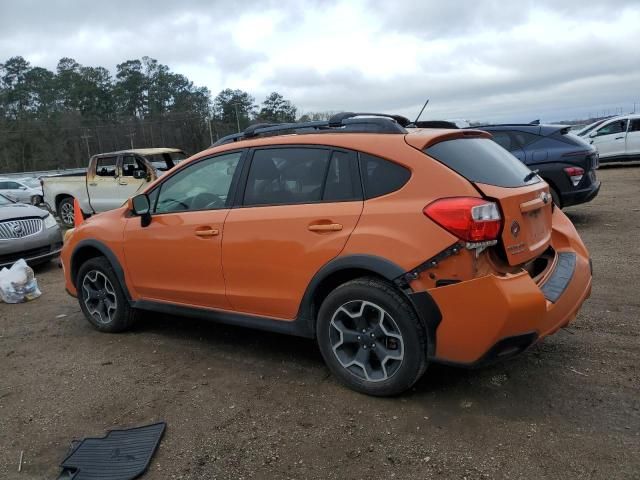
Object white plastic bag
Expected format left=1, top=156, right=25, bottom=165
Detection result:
left=0, top=259, right=42, bottom=303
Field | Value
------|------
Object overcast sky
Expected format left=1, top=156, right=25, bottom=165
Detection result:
left=1, top=0, right=639, bottom=122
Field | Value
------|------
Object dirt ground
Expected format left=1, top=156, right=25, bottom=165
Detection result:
left=1, top=166, right=639, bottom=480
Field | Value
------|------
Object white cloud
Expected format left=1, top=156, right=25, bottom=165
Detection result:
left=1, top=0, right=639, bottom=121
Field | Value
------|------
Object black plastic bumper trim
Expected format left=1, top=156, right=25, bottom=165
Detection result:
left=541, top=252, right=576, bottom=303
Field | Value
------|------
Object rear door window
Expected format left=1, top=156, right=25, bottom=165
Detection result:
left=425, top=138, right=539, bottom=188
left=359, top=153, right=410, bottom=199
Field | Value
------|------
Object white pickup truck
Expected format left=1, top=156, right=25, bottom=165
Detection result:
left=42, top=148, right=186, bottom=226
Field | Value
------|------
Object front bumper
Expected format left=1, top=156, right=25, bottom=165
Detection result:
left=0, top=227, right=64, bottom=268
left=423, top=212, right=592, bottom=366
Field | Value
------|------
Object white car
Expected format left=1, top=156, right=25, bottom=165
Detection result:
left=0, top=177, right=43, bottom=205
left=577, top=114, right=640, bottom=163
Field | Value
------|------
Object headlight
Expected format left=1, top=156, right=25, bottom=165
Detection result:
left=43, top=214, right=58, bottom=229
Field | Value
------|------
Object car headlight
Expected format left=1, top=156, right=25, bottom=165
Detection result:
left=43, top=214, right=58, bottom=229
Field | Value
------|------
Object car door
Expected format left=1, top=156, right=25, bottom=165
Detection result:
left=222, top=147, right=364, bottom=320
left=590, top=119, right=628, bottom=158
left=122, top=150, right=245, bottom=308
left=625, top=119, right=640, bottom=157
left=87, top=155, right=119, bottom=212
left=117, top=154, right=150, bottom=202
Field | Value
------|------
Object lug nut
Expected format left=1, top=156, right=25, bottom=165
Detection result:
left=370, top=333, right=375, bottom=338
left=363, top=345, right=367, bottom=349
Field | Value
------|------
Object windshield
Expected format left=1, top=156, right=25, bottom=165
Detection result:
left=577, top=119, right=609, bottom=136
left=20, top=177, right=40, bottom=188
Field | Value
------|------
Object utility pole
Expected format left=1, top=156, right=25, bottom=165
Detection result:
left=207, top=117, right=214, bottom=145
left=125, top=132, right=135, bottom=149
left=80, top=131, right=92, bottom=158
left=233, top=103, right=241, bottom=133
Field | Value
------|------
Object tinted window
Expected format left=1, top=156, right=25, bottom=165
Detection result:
left=360, top=153, right=410, bottom=199
left=95, top=157, right=117, bottom=177
left=629, top=119, right=640, bottom=132
left=5, top=181, right=21, bottom=189
left=512, top=131, right=539, bottom=148
left=596, top=120, right=627, bottom=136
left=244, top=148, right=331, bottom=206
left=154, top=151, right=242, bottom=213
left=323, top=151, right=361, bottom=201
left=121, top=155, right=147, bottom=177
left=491, top=132, right=512, bottom=150
left=425, top=138, right=539, bottom=188
left=0, top=182, right=7, bottom=189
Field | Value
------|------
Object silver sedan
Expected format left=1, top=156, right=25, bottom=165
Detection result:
left=0, top=194, right=63, bottom=268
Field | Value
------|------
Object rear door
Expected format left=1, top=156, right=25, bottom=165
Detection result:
left=626, top=118, right=640, bottom=157
left=425, top=137, right=553, bottom=266
left=590, top=119, right=628, bottom=158
left=87, top=155, right=119, bottom=212
left=222, top=146, right=363, bottom=319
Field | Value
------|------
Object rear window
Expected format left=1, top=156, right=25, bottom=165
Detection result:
left=424, top=138, right=539, bottom=188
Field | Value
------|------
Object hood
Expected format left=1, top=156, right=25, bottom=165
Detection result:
left=0, top=203, right=48, bottom=221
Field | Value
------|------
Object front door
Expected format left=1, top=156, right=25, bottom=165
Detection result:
left=122, top=150, right=244, bottom=308
left=591, top=119, right=628, bottom=158
left=117, top=154, right=150, bottom=203
left=626, top=118, right=640, bottom=158
left=87, top=155, right=119, bottom=212
left=223, top=147, right=364, bottom=319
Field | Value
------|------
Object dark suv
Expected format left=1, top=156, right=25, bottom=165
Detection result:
left=473, top=124, right=601, bottom=208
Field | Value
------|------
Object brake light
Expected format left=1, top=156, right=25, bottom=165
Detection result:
left=424, top=197, right=502, bottom=242
left=564, top=166, right=584, bottom=187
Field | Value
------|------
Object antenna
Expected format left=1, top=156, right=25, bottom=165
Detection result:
left=413, top=99, right=430, bottom=124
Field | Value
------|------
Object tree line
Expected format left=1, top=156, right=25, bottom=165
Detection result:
left=0, top=56, right=300, bottom=173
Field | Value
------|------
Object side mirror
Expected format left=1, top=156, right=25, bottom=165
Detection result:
left=133, top=170, right=147, bottom=180
left=132, top=194, right=152, bottom=227
left=589, top=130, right=598, bottom=138
left=19, top=185, right=27, bottom=190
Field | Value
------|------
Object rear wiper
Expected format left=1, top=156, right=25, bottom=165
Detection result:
left=523, top=169, right=539, bottom=183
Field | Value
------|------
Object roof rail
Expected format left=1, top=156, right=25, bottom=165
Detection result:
left=212, top=112, right=408, bottom=147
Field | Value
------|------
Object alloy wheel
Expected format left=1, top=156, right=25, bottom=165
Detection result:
left=82, top=270, right=118, bottom=324
left=329, top=300, right=404, bottom=382
left=60, top=201, right=74, bottom=226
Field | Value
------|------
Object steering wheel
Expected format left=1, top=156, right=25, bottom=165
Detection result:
left=160, top=198, right=190, bottom=211
left=190, top=192, right=224, bottom=210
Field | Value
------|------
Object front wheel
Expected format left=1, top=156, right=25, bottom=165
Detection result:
left=316, top=277, right=428, bottom=396
left=76, top=257, right=138, bottom=333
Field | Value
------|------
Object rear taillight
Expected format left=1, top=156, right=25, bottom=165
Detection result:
left=424, top=197, right=502, bottom=242
left=564, top=166, right=584, bottom=187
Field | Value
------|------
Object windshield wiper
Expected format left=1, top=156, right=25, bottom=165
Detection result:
left=523, top=169, right=539, bottom=183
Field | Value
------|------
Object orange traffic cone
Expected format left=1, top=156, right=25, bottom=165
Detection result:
left=73, top=197, right=84, bottom=227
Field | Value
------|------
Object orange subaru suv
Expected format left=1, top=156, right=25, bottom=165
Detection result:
left=61, top=113, right=592, bottom=396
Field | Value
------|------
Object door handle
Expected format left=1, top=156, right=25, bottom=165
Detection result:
left=195, top=228, right=220, bottom=237
left=615, top=136, right=625, bottom=140
left=308, top=223, right=343, bottom=232
left=88, top=182, right=97, bottom=186
left=118, top=181, right=128, bottom=185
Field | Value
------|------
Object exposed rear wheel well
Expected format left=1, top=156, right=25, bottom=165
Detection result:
left=55, top=194, right=73, bottom=211
left=306, top=268, right=391, bottom=335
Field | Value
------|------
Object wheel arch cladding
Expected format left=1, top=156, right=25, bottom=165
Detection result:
left=297, top=254, right=441, bottom=355
left=71, top=240, right=132, bottom=302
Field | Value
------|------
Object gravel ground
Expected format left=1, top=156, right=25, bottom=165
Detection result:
left=1, top=165, right=639, bottom=480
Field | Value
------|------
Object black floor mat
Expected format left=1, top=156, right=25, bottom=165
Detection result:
left=57, top=422, right=166, bottom=480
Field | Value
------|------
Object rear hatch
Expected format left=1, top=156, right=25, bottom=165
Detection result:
left=424, top=136, right=553, bottom=266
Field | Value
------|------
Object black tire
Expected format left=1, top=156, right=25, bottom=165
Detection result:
left=316, top=277, right=428, bottom=396
left=57, top=196, right=75, bottom=227
left=76, top=257, right=138, bottom=333
left=550, top=186, right=562, bottom=209
left=30, top=195, right=42, bottom=205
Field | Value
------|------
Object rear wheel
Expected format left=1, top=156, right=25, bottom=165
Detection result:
left=57, top=197, right=75, bottom=227
left=316, top=277, right=427, bottom=396
left=76, top=257, right=138, bottom=333
left=30, top=195, right=42, bottom=205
